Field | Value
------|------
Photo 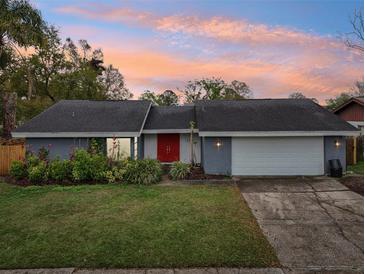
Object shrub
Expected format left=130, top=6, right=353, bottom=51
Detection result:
left=104, top=167, right=126, bottom=184
left=91, top=153, right=109, bottom=181
left=28, top=162, right=47, bottom=183
left=88, top=138, right=105, bottom=155
left=38, top=146, right=50, bottom=161
left=10, top=160, right=27, bottom=179
left=26, top=154, right=40, bottom=168
left=123, top=159, right=162, bottom=185
left=71, top=149, right=108, bottom=182
left=169, top=161, right=191, bottom=180
left=48, top=158, right=72, bottom=181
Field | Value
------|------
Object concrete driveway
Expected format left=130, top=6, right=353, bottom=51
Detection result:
left=238, top=177, right=363, bottom=273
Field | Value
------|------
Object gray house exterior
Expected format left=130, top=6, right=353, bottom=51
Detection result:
left=13, top=99, right=359, bottom=176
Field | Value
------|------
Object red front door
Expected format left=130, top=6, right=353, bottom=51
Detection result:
left=157, top=134, right=180, bottom=162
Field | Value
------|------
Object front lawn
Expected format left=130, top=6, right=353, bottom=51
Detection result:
left=0, top=183, right=278, bottom=269
left=347, top=160, right=364, bottom=175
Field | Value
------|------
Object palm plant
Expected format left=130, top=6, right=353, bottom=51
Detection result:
left=0, top=0, right=46, bottom=138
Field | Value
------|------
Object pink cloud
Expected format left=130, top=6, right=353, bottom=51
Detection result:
left=56, top=5, right=346, bottom=49
left=100, top=45, right=362, bottom=102
left=56, top=4, right=363, bottom=103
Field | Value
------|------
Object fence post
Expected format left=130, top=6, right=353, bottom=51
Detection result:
left=353, top=136, right=357, bottom=165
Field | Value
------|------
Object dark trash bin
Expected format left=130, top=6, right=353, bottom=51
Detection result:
left=329, top=159, right=342, bottom=178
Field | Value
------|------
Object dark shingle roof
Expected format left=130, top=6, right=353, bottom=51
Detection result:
left=195, top=99, right=357, bottom=132
left=14, top=100, right=151, bottom=133
left=14, top=99, right=358, bottom=136
left=144, top=106, right=196, bottom=129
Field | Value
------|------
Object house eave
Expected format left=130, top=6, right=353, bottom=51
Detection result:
left=142, top=129, right=199, bottom=134
left=198, top=131, right=361, bottom=137
left=11, top=132, right=140, bottom=138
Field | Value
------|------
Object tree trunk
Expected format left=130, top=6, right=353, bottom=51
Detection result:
left=190, top=127, right=195, bottom=166
left=45, top=78, right=55, bottom=102
left=2, top=92, right=17, bottom=139
left=27, top=66, right=33, bottom=99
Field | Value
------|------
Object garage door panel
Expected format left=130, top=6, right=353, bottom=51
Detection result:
left=232, top=137, right=324, bottom=176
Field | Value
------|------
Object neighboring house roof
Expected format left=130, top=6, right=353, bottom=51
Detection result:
left=143, top=106, right=196, bottom=133
left=195, top=99, right=358, bottom=136
left=12, top=100, right=151, bottom=137
left=333, top=97, right=364, bottom=114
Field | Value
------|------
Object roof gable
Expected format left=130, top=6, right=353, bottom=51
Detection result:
left=13, top=100, right=151, bottom=137
left=333, top=97, right=364, bottom=114
left=143, top=106, right=196, bottom=131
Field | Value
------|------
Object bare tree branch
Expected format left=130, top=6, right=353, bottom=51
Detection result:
left=344, top=8, right=364, bottom=52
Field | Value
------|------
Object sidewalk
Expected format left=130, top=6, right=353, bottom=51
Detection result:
left=0, top=267, right=363, bottom=274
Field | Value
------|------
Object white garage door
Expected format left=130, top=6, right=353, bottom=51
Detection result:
left=232, top=137, right=324, bottom=176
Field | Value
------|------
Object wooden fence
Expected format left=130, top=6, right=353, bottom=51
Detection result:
left=346, top=136, right=364, bottom=166
left=0, top=144, right=25, bottom=176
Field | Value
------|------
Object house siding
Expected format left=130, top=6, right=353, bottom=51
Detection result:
left=201, top=137, right=231, bottom=175
left=137, top=135, right=144, bottom=159
left=144, top=134, right=157, bottom=159
left=324, top=136, right=346, bottom=174
left=26, top=138, right=90, bottom=160
left=179, top=134, right=201, bottom=164
left=336, top=102, right=363, bottom=122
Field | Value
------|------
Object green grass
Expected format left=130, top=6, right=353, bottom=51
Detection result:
left=348, top=160, right=364, bottom=175
left=0, top=183, right=279, bottom=269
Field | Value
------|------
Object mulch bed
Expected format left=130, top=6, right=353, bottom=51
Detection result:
left=2, top=176, right=108, bottom=187
left=185, top=167, right=228, bottom=180
left=340, top=175, right=364, bottom=196
left=163, top=165, right=228, bottom=180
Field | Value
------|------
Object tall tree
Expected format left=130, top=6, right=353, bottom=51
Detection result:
left=225, top=80, right=252, bottom=99
left=288, top=91, right=318, bottom=103
left=97, top=65, right=132, bottom=100
left=181, top=77, right=252, bottom=103
left=139, top=90, right=157, bottom=103
left=180, top=81, right=203, bottom=103
left=30, top=25, right=66, bottom=102
left=326, top=92, right=353, bottom=110
left=0, top=0, right=46, bottom=138
left=326, top=81, right=364, bottom=110
left=139, top=90, right=178, bottom=106
left=56, top=38, right=106, bottom=100
left=158, top=90, right=179, bottom=106
left=288, top=92, right=307, bottom=99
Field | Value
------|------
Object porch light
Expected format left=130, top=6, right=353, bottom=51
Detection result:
left=215, top=139, right=222, bottom=148
left=334, top=139, right=341, bottom=148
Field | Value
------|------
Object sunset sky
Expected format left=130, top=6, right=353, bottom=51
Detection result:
left=32, top=0, right=364, bottom=102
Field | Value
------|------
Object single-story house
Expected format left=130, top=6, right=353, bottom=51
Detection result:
left=12, top=99, right=359, bottom=176
left=333, top=96, right=363, bottom=134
